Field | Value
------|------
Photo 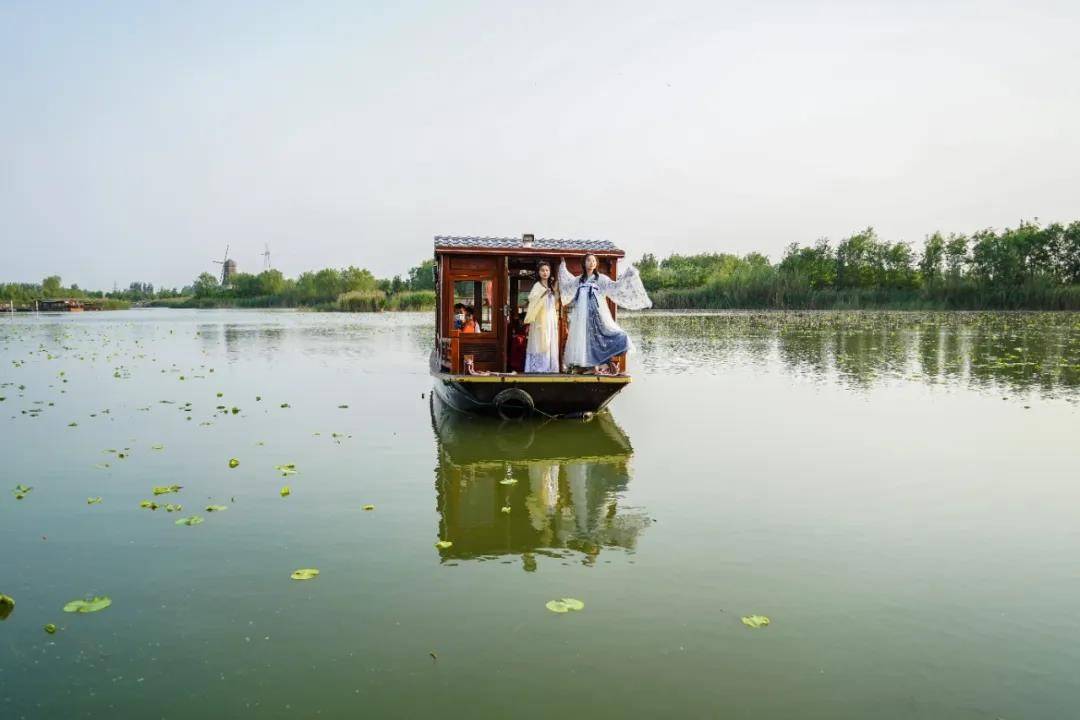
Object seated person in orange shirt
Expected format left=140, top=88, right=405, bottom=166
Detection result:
left=462, top=306, right=479, bottom=333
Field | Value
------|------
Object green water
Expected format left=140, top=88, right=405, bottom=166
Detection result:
left=2, top=309, right=1079, bottom=719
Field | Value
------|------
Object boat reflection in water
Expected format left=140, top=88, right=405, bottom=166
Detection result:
left=430, top=395, right=650, bottom=570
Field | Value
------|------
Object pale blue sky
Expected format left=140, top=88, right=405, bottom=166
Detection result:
left=2, top=0, right=1078, bottom=289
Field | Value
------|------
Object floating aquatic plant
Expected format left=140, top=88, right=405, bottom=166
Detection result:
left=435, top=540, right=453, bottom=549
left=362, top=504, right=375, bottom=511
left=0, top=594, right=13, bottom=620
left=290, top=568, right=319, bottom=581
left=63, top=596, right=111, bottom=613
left=151, top=443, right=164, bottom=450
left=499, top=479, right=518, bottom=485
left=13, top=484, right=32, bottom=500
left=741, top=615, right=771, bottom=629
left=152, top=485, right=182, bottom=496
left=44, top=623, right=56, bottom=634
left=205, top=505, right=228, bottom=512
left=546, top=598, right=585, bottom=613
left=87, top=497, right=102, bottom=505
left=139, top=500, right=159, bottom=510
left=175, top=515, right=204, bottom=526
left=280, top=486, right=291, bottom=497
left=228, top=458, right=239, bottom=469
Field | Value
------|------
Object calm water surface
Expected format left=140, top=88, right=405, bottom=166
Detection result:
left=2, top=309, right=1079, bottom=719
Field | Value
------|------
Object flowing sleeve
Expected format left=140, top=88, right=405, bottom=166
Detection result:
left=557, top=261, right=578, bottom=305
left=596, top=264, right=652, bottom=309
left=523, top=282, right=547, bottom=325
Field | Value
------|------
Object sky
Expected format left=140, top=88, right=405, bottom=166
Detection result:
left=2, top=0, right=1078, bottom=290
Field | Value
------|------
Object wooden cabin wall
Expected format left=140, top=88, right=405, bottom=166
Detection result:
left=439, top=254, right=505, bottom=373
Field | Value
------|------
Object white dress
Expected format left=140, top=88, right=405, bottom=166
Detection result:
left=558, top=261, right=652, bottom=369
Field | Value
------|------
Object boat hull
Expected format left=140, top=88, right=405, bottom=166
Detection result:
left=431, top=371, right=631, bottom=419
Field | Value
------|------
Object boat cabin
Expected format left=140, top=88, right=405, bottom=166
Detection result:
left=433, top=235, right=626, bottom=375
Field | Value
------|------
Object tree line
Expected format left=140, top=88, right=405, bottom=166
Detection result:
left=638, top=220, right=1080, bottom=309
left=176, top=259, right=436, bottom=310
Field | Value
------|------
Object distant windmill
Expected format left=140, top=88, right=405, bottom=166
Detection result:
left=213, top=244, right=236, bottom=286
left=261, top=243, right=272, bottom=270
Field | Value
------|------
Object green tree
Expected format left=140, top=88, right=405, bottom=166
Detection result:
left=42, top=275, right=62, bottom=297
left=341, top=266, right=378, bottom=293
left=882, top=242, right=916, bottom=289
left=944, top=234, right=969, bottom=279
left=193, top=272, right=219, bottom=298
left=406, top=259, right=436, bottom=291
left=835, top=229, right=887, bottom=288
left=920, top=232, right=945, bottom=283
left=229, top=273, right=261, bottom=298
left=257, top=269, right=286, bottom=296
left=779, top=239, right=836, bottom=289
left=1058, top=221, right=1080, bottom=284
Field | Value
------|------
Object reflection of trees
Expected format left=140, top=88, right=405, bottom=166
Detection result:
left=431, top=400, right=649, bottom=569
left=623, top=312, right=1080, bottom=397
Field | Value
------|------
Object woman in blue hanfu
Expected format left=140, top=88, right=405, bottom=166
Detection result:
left=558, top=254, right=652, bottom=374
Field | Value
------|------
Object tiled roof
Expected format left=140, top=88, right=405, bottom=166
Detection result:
left=434, top=236, right=621, bottom=253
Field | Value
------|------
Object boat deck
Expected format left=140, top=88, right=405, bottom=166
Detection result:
left=431, top=372, right=632, bottom=385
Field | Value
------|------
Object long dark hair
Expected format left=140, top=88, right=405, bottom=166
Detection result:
left=579, top=254, right=600, bottom=283
left=536, top=261, right=555, bottom=291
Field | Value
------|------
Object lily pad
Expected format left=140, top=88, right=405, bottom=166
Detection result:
left=87, top=497, right=102, bottom=505
left=139, top=500, right=159, bottom=510
left=228, top=458, right=239, bottom=469
left=498, top=479, right=518, bottom=485
left=500, top=506, right=511, bottom=514
left=205, top=505, right=228, bottom=512
left=63, top=596, right=112, bottom=613
left=0, top=594, right=13, bottom=620
left=275, top=463, right=297, bottom=476
left=44, top=623, right=57, bottom=634
left=435, top=540, right=453, bottom=549
left=290, top=568, right=319, bottom=581
left=362, top=504, right=375, bottom=511
left=545, top=600, right=570, bottom=613
left=175, top=515, right=204, bottom=526
left=152, top=485, right=182, bottom=496
left=741, top=615, right=771, bottom=629
left=560, top=598, right=585, bottom=611
left=164, top=503, right=182, bottom=512
left=280, top=486, right=291, bottom=497
left=151, top=443, right=165, bottom=450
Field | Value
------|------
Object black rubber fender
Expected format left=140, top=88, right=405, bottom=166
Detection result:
left=492, top=388, right=535, bottom=421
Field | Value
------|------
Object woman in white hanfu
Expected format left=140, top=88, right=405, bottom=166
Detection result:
left=558, top=253, right=652, bottom=374
left=523, top=261, right=560, bottom=373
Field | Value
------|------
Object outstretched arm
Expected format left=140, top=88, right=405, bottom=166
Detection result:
left=557, top=259, right=578, bottom=305
left=597, top=264, right=652, bottom=310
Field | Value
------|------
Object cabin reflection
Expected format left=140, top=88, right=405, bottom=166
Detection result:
left=431, top=397, right=649, bottom=569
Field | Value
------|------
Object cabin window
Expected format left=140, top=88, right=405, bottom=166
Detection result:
left=452, top=280, right=493, bottom=333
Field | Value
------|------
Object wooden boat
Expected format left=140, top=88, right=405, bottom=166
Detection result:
left=429, top=235, right=633, bottom=419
